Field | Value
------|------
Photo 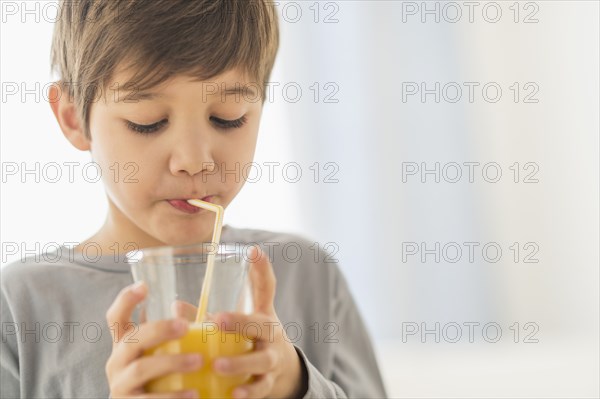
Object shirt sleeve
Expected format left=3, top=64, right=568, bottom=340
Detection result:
left=295, top=263, right=388, bottom=398
left=1, top=284, right=21, bottom=399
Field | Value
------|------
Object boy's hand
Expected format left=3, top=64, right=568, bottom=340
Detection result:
left=104, top=282, right=202, bottom=399
left=211, top=246, right=307, bottom=399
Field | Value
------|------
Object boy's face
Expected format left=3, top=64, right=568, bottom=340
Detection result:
left=57, top=67, right=263, bottom=247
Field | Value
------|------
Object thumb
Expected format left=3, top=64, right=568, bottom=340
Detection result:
left=248, top=245, right=276, bottom=315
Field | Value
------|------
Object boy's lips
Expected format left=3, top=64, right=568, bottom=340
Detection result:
left=167, top=196, right=214, bottom=214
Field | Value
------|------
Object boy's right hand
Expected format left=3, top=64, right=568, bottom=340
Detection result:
left=105, top=282, right=202, bottom=399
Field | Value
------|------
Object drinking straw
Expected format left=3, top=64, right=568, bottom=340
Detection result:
left=186, top=199, right=224, bottom=323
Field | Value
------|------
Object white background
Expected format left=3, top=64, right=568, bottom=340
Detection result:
left=1, top=1, right=599, bottom=397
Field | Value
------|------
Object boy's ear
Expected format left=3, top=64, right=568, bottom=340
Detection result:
left=48, top=83, right=91, bottom=151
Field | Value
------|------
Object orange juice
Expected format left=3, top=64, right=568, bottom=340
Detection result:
left=144, top=322, right=253, bottom=398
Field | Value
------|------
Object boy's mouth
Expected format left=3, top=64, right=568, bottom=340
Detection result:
left=167, top=196, right=214, bottom=214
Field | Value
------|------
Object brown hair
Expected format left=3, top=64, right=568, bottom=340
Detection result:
left=50, top=0, right=280, bottom=139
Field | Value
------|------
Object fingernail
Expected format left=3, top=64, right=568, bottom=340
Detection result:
left=172, top=318, right=188, bottom=334
left=213, top=357, right=229, bottom=371
left=185, top=354, right=202, bottom=367
left=183, top=390, right=198, bottom=399
left=233, top=387, right=247, bottom=399
left=216, top=313, right=230, bottom=327
left=130, top=281, right=145, bottom=296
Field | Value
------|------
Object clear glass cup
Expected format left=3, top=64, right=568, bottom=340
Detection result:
left=126, top=243, right=254, bottom=398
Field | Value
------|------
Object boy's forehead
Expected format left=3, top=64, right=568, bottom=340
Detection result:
left=109, top=66, right=254, bottom=101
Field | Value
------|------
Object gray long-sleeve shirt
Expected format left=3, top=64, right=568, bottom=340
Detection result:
left=1, top=225, right=387, bottom=398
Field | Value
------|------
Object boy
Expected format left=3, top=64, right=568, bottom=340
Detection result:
left=0, top=1, right=387, bottom=398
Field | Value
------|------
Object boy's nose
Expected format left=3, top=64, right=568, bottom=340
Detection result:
left=170, top=151, right=216, bottom=177
left=168, top=134, right=216, bottom=177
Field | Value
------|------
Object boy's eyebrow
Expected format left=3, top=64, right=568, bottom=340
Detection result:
left=207, top=84, right=258, bottom=99
left=123, top=91, right=163, bottom=101
left=118, top=85, right=257, bottom=102
left=221, top=86, right=257, bottom=97
left=114, top=88, right=163, bottom=102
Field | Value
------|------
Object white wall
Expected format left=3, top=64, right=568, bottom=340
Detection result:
left=1, top=1, right=598, bottom=397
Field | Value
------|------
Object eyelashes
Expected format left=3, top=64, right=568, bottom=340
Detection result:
left=126, top=115, right=247, bottom=135
left=126, top=119, right=168, bottom=134
left=212, top=115, right=247, bottom=129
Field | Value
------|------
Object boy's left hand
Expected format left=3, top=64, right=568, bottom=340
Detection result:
left=177, top=246, right=306, bottom=399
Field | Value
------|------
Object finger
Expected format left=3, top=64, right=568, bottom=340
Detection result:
left=106, top=282, right=148, bottom=346
left=169, top=301, right=218, bottom=323
left=214, top=312, right=275, bottom=340
left=170, top=300, right=198, bottom=321
left=111, top=318, right=190, bottom=368
left=114, top=352, right=203, bottom=394
left=116, top=390, right=199, bottom=399
left=248, top=246, right=276, bottom=315
left=232, top=374, right=274, bottom=399
left=213, top=348, right=277, bottom=376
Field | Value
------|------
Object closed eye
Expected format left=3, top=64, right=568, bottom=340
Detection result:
left=210, top=115, right=247, bottom=129
left=126, top=119, right=168, bottom=134
left=126, top=116, right=247, bottom=135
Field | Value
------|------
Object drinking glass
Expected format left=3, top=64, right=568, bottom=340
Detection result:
left=126, top=243, right=254, bottom=398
